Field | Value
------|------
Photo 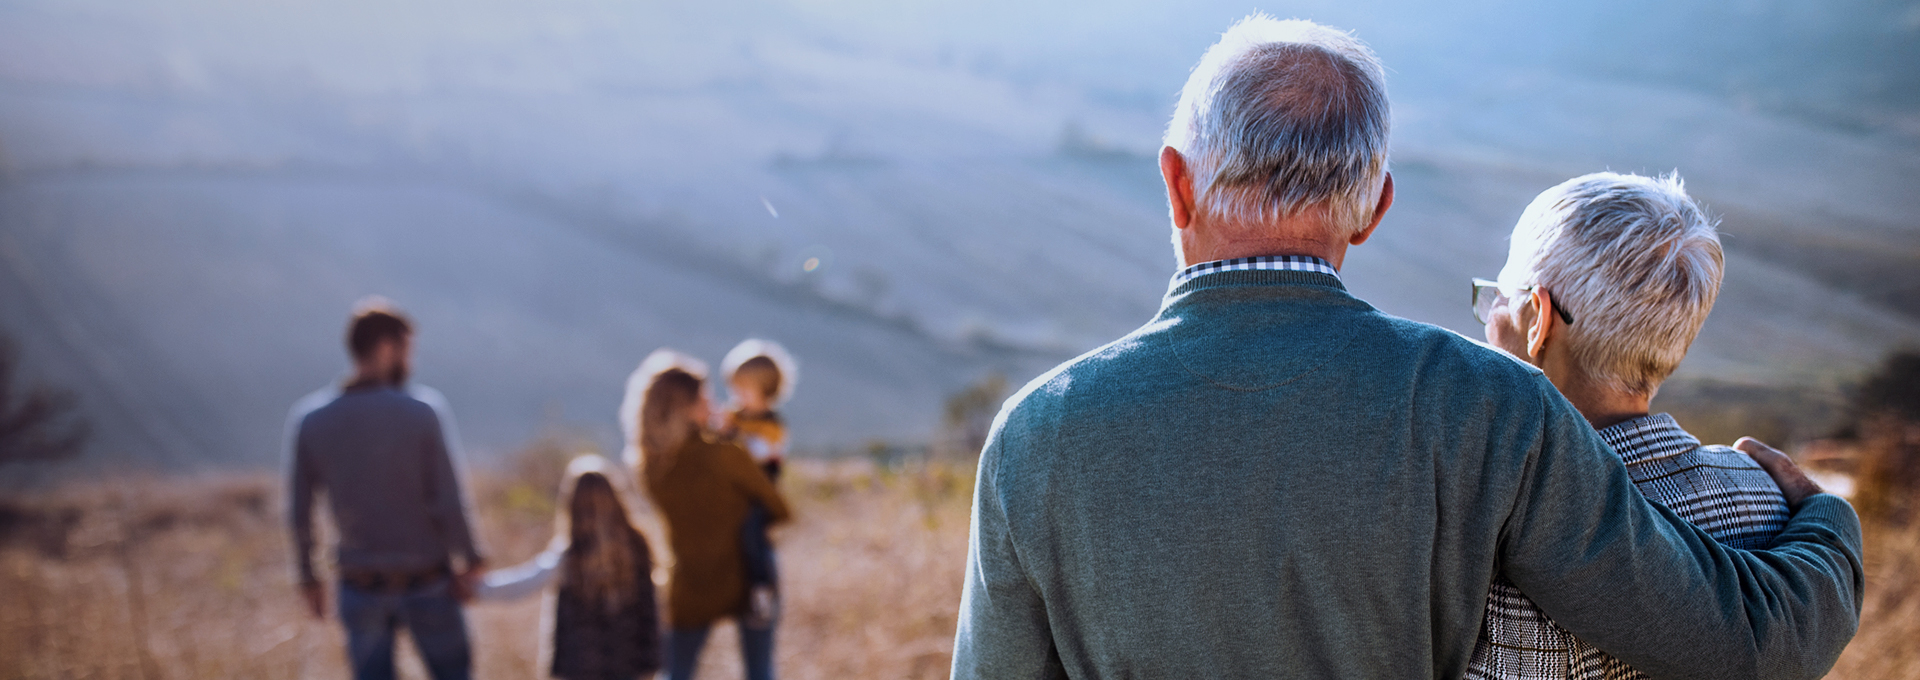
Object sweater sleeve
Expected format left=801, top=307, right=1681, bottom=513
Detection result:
left=1500, top=379, right=1863, bottom=680
left=476, top=549, right=562, bottom=601
left=950, top=433, right=1066, bottom=680
left=419, top=404, right=484, bottom=568
left=286, top=408, right=321, bottom=585
left=412, top=386, right=486, bottom=566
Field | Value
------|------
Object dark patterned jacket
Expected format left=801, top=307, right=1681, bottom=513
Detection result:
left=1467, top=414, right=1792, bottom=679
left=551, top=552, right=662, bottom=680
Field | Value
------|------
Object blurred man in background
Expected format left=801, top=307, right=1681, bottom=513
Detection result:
left=950, top=16, right=1861, bottom=679
left=285, top=299, right=486, bottom=680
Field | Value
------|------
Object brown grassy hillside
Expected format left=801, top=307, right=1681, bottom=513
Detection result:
left=0, top=457, right=973, bottom=680
left=0, top=453, right=1911, bottom=679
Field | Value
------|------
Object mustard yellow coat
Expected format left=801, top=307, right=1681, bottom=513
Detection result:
left=645, top=434, right=791, bottom=628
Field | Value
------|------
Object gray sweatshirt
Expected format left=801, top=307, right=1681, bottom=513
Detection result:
left=951, top=269, right=1863, bottom=680
left=286, top=383, right=483, bottom=584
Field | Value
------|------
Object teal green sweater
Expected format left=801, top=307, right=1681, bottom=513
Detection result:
left=951, top=270, right=1862, bottom=679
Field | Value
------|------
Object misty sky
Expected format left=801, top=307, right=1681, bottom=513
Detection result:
left=2, top=0, right=1916, bottom=467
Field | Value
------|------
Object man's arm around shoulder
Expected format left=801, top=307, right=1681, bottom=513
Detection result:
left=1501, top=380, right=1863, bottom=680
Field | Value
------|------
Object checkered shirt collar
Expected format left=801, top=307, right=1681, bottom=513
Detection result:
left=1594, top=413, right=1700, bottom=466
left=1170, top=255, right=1340, bottom=292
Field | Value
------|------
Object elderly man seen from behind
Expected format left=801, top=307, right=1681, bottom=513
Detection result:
left=1466, top=172, right=1823, bottom=679
left=949, top=16, right=1861, bottom=680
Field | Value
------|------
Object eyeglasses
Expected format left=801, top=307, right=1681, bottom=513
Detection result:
left=1471, top=278, right=1575, bottom=326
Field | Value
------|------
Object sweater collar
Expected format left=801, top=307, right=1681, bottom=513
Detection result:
left=1164, top=266, right=1348, bottom=302
left=1169, top=255, right=1341, bottom=293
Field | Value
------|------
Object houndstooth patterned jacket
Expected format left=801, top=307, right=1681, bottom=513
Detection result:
left=1466, top=413, right=1791, bottom=680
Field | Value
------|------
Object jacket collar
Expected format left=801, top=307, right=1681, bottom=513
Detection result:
left=1595, top=413, right=1700, bottom=466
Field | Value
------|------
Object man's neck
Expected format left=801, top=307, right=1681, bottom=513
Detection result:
left=345, top=367, right=396, bottom=390
left=1180, top=228, right=1348, bottom=270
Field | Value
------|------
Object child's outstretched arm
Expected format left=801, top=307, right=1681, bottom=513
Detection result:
left=473, top=549, right=562, bottom=601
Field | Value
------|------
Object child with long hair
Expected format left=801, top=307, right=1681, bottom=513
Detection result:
left=621, top=349, right=791, bottom=680
left=476, top=455, right=661, bottom=680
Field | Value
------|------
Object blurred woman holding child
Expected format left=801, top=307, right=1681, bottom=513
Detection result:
left=474, top=455, right=663, bottom=680
left=625, top=347, right=793, bottom=680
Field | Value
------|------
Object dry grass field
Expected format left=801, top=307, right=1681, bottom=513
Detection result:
left=0, top=454, right=973, bottom=680
left=0, top=448, right=1913, bottom=680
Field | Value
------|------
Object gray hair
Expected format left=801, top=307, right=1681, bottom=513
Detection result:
left=1497, top=172, right=1723, bottom=396
left=1163, top=16, right=1390, bottom=239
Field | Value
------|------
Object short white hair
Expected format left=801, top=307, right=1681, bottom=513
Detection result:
left=1497, top=172, right=1723, bottom=396
left=1163, top=16, right=1390, bottom=239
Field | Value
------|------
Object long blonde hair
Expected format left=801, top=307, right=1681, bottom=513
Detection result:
left=550, top=456, right=650, bottom=612
left=620, top=349, right=709, bottom=485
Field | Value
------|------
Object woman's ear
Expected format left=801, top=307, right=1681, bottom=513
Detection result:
left=1525, top=287, right=1558, bottom=360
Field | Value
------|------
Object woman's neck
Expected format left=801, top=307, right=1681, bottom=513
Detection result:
left=1550, top=370, right=1652, bottom=430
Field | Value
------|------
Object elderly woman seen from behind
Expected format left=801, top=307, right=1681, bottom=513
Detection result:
left=623, top=350, right=792, bottom=680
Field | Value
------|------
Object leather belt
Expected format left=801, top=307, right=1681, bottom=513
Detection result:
left=339, top=564, right=451, bottom=593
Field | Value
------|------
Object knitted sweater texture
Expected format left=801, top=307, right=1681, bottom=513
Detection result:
left=951, top=270, right=1863, bottom=680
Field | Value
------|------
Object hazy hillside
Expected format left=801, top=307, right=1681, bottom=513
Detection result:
left=1, top=0, right=1916, bottom=468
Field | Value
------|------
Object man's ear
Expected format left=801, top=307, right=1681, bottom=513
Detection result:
left=1160, top=146, right=1195, bottom=231
left=1349, top=171, right=1393, bottom=246
left=1526, top=287, right=1557, bottom=359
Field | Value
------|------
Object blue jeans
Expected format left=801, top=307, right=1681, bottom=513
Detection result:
left=336, top=577, right=472, bottom=680
left=741, top=504, right=779, bottom=588
left=665, top=622, right=773, bottom=680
